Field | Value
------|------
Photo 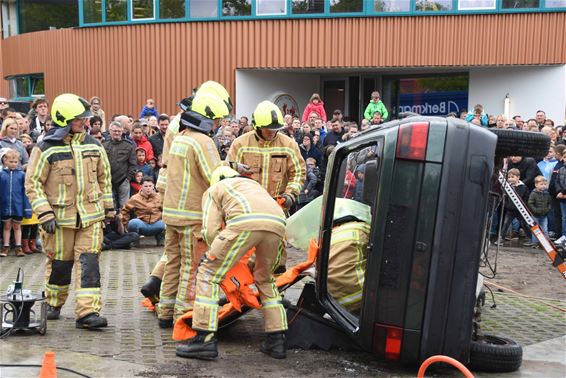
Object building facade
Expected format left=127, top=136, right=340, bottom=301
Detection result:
left=0, top=0, right=565, bottom=122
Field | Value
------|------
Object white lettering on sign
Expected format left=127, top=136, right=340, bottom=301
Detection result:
left=397, top=101, right=460, bottom=116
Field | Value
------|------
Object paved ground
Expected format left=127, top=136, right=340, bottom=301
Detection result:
left=0, top=241, right=565, bottom=377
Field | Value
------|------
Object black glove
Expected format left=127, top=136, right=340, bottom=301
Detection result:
left=281, top=194, right=295, bottom=209
left=41, top=219, right=58, bottom=234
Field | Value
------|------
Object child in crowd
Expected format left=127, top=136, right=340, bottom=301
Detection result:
left=298, top=157, right=319, bottom=207
left=148, top=157, right=159, bottom=183
left=353, top=163, right=366, bottom=203
left=466, top=104, right=489, bottom=127
left=302, top=93, right=327, bottom=123
left=496, top=168, right=531, bottom=246
left=364, top=91, right=389, bottom=122
left=0, top=149, right=31, bottom=257
left=131, top=170, right=144, bottom=196
left=527, top=176, right=552, bottom=248
left=21, top=211, right=41, bottom=254
left=135, top=148, right=154, bottom=177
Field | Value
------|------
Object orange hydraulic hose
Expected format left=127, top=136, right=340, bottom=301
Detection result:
left=417, top=355, right=474, bottom=378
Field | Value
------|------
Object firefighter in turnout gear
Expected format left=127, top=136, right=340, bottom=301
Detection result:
left=156, top=91, right=230, bottom=328
left=328, top=220, right=370, bottom=313
left=25, top=93, right=114, bottom=329
left=141, top=81, right=234, bottom=305
left=176, top=166, right=288, bottom=360
left=227, top=101, right=306, bottom=270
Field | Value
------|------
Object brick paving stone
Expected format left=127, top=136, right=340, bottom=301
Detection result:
left=1, top=244, right=564, bottom=369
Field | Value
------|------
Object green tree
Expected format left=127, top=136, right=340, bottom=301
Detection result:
left=160, top=0, right=185, bottom=19
left=330, top=0, right=363, bottom=13
left=222, top=0, right=252, bottom=16
left=19, top=0, right=78, bottom=34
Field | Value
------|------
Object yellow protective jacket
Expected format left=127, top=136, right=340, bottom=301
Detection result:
left=161, top=127, right=221, bottom=227
left=327, top=221, right=370, bottom=312
left=226, top=131, right=306, bottom=199
left=155, top=113, right=180, bottom=193
left=121, top=191, right=162, bottom=226
left=25, top=133, right=114, bottom=228
left=201, top=177, right=286, bottom=246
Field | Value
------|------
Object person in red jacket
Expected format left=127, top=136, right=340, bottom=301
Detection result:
left=131, top=124, right=154, bottom=162
left=302, top=93, right=327, bottom=123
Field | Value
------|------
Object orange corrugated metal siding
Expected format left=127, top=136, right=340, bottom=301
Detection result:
left=2, top=13, right=565, bottom=117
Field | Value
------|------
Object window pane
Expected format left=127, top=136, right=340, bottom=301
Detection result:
left=415, top=0, right=453, bottom=11
left=374, top=0, right=410, bottom=12
left=132, top=0, right=154, bottom=19
left=84, top=0, right=103, bottom=23
left=160, top=0, right=185, bottom=18
left=106, top=0, right=128, bottom=21
left=545, top=0, right=566, bottom=7
left=32, top=77, right=45, bottom=96
left=257, top=0, right=287, bottom=15
left=13, top=77, right=30, bottom=98
left=190, top=0, right=217, bottom=17
left=223, top=0, right=252, bottom=16
left=458, top=0, right=496, bottom=10
left=330, top=0, right=363, bottom=13
left=292, top=0, right=324, bottom=14
left=18, top=0, right=78, bottom=34
left=502, top=0, right=540, bottom=8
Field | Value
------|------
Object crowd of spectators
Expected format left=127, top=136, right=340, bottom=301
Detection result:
left=0, top=91, right=563, bottom=255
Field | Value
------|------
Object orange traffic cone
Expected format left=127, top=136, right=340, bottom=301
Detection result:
left=39, top=351, right=57, bottom=378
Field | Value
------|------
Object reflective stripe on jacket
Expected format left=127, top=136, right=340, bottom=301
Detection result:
left=201, top=177, right=286, bottom=245
left=327, top=221, right=370, bottom=312
left=227, top=131, right=306, bottom=198
left=25, top=133, right=113, bottom=228
left=161, top=127, right=220, bottom=226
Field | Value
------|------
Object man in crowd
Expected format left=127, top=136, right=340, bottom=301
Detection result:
left=324, top=120, right=345, bottom=147
left=25, top=93, right=114, bottom=329
left=29, top=98, right=49, bottom=142
left=103, top=121, right=137, bottom=209
left=535, top=110, right=546, bottom=130
left=121, top=176, right=165, bottom=246
left=149, top=114, right=170, bottom=158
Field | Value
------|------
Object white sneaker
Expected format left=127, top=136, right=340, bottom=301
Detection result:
left=555, top=235, right=566, bottom=245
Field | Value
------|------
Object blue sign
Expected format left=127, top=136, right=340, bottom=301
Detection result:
left=397, top=91, right=468, bottom=116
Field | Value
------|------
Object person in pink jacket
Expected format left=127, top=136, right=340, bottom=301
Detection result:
left=302, top=93, right=327, bottom=123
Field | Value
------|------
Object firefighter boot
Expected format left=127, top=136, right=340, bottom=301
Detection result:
left=76, top=313, right=108, bottom=329
left=260, top=332, right=286, bottom=359
left=176, top=331, right=218, bottom=360
left=140, top=275, right=162, bottom=305
left=46, top=305, right=61, bottom=320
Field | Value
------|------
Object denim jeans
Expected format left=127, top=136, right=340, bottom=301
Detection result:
left=532, top=216, right=548, bottom=244
left=127, top=219, right=165, bottom=237
left=560, top=200, right=566, bottom=238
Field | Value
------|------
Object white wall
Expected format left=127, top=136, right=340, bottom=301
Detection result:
left=235, top=70, right=320, bottom=119
left=469, top=65, right=566, bottom=124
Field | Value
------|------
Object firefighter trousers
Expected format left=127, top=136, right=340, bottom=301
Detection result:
left=157, top=224, right=207, bottom=320
left=192, top=229, right=288, bottom=333
left=42, top=223, right=104, bottom=319
left=150, top=253, right=166, bottom=279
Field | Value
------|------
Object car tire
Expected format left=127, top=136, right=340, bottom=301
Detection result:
left=468, top=334, right=523, bottom=372
left=489, top=128, right=550, bottom=159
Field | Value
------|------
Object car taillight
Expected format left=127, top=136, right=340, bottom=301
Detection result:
left=396, top=122, right=429, bottom=161
left=373, top=323, right=403, bottom=361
